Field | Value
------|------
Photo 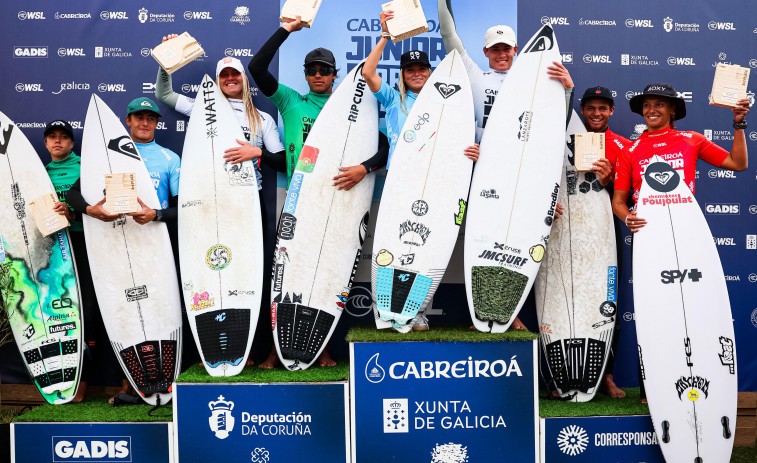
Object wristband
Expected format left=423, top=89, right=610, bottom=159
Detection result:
left=380, top=31, right=391, bottom=39
left=733, top=120, right=747, bottom=130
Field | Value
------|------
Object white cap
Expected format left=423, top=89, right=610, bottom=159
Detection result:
left=484, top=25, right=516, bottom=49
left=216, top=56, right=245, bottom=80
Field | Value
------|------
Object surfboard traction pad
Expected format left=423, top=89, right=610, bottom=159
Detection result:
left=471, top=266, right=528, bottom=324
left=375, top=267, right=433, bottom=326
left=24, top=338, right=78, bottom=392
left=195, top=308, right=250, bottom=368
left=543, top=336, right=606, bottom=393
left=275, top=302, right=335, bottom=365
left=118, top=338, right=178, bottom=396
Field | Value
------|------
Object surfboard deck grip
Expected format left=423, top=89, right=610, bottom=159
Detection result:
left=471, top=266, right=528, bottom=324
left=196, top=309, right=250, bottom=366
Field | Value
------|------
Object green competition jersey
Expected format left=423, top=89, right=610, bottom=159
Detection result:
left=269, top=83, right=330, bottom=183
left=45, top=152, right=83, bottom=232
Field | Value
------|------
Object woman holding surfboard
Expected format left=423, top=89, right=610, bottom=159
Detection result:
left=612, top=82, right=749, bottom=231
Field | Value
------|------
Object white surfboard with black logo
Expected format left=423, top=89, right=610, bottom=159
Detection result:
left=464, top=25, right=566, bottom=333
left=634, top=155, right=736, bottom=463
left=178, top=75, right=262, bottom=377
left=371, top=49, right=474, bottom=331
left=81, top=95, right=182, bottom=405
left=534, top=112, right=617, bottom=401
left=271, top=63, right=377, bottom=370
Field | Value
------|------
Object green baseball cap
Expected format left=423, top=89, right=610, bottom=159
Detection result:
left=126, top=97, right=161, bottom=117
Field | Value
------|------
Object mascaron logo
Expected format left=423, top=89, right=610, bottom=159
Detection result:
left=230, top=6, right=251, bottom=25
left=209, top=395, right=235, bottom=439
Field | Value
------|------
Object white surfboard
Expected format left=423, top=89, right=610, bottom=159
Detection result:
left=178, top=76, right=262, bottom=376
left=371, top=49, right=474, bottom=331
left=464, top=24, right=565, bottom=333
left=81, top=95, right=182, bottom=405
left=272, top=62, right=377, bottom=370
left=634, top=155, right=736, bottom=463
left=534, top=112, right=617, bottom=402
left=0, top=111, right=83, bottom=404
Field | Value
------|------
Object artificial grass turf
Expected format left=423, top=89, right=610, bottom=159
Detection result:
left=730, top=442, right=757, bottom=463
left=176, top=360, right=349, bottom=383
left=12, top=395, right=171, bottom=422
left=539, top=388, right=650, bottom=417
left=346, top=323, right=538, bottom=343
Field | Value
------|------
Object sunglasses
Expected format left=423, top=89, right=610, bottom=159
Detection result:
left=304, top=65, right=335, bottom=76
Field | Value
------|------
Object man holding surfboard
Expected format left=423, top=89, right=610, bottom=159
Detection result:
left=46, top=120, right=104, bottom=402
left=578, top=86, right=630, bottom=399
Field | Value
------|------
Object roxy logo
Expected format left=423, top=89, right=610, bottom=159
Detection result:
left=53, top=437, right=130, bottom=460
left=209, top=395, right=235, bottom=439
left=434, top=82, right=461, bottom=99
left=708, top=21, right=736, bottom=31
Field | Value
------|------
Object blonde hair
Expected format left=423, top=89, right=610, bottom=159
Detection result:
left=216, top=71, right=262, bottom=141
left=398, top=71, right=410, bottom=115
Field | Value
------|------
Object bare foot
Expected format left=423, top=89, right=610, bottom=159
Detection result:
left=245, top=355, right=255, bottom=367
left=551, top=389, right=560, bottom=398
left=258, top=347, right=280, bottom=369
left=72, top=381, right=87, bottom=403
left=109, top=379, right=134, bottom=404
left=641, top=398, right=648, bottom=404
left=601, top=374, right=626, bottom=398
left=511, top=317, right=527, bottom=330
left=318, top=348, right=336, bottom=367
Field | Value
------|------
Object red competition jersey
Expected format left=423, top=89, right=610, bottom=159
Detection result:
left=615, top=127, right=729, bottom=202
left=604, top=128, right=630, bottom=177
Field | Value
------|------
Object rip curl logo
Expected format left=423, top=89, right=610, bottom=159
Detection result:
left=208, top=395, right=235, bottom=439
left=557, top=425, right=589, bottom=456
left=434, top=82, right=462, bottom=99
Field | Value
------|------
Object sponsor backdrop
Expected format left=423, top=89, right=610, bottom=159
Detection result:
left=541, top=416, right=664, bottom=462
left=12, top=422, right=172, bottom=463
left=351, top=341, right=537, bottom=462
left=0, top=0, right=755, bottom=391
left=174, top=383, right=349, bottom=462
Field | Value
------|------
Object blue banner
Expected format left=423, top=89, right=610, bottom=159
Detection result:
left=174, top=382, right=349, bottom=462
left=351, top=340, right=537, bottom=462
left=12, top=422, right=171, bottom=463
left=542, top=416, right=664, bottom=463
left=0, top=0, right=755, bottom=392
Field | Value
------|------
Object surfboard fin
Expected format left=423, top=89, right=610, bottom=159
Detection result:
left=661, top=420, right=670, bottom=443
left=721, top=416, right=732, bottom=439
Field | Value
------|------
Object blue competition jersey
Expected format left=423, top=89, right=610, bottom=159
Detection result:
left=374, top=81, right=418, bottom=169
left=135, top=141, right=181, bottom=209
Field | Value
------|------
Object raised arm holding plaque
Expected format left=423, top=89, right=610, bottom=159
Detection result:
left=573, top=132, right=605, bottom=172
left=709, top=63, right=750, bottom=109
left=151, top=32, right=204, bottom=74
left=381, top=0, right=429, bottom=43
left=29, top=192, right=69, bottom=236
left=280, top=0, right=323, bottom=27
left=105, top=173, right=139, bottom=214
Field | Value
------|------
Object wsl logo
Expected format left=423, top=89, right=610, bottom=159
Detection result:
left=209, top=395, right=236, bottom=439
left=557, top=425, right=589, bottom=456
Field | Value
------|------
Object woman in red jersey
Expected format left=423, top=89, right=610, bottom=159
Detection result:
left=612, top=83, right=749, bottom=232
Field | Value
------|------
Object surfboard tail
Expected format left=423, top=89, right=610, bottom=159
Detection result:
left=470, top=266, right=527, bottom=324
left=375, top=267, right=433, bottom=326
